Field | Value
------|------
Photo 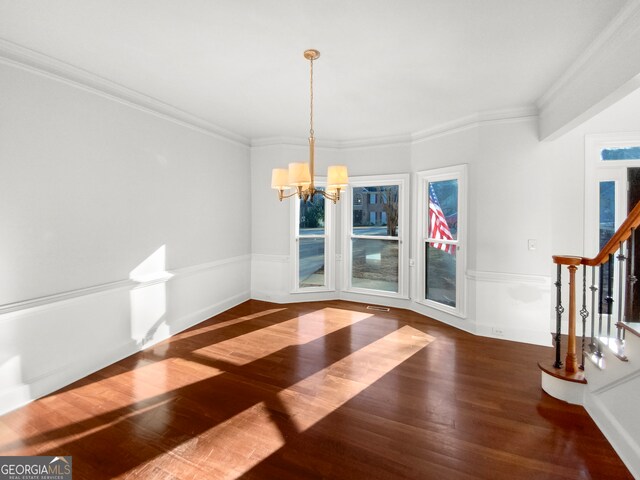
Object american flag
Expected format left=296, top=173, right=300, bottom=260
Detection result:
left=429, top=184, right=455, bottom=254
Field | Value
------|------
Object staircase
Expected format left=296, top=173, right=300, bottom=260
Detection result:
left=539, top=202, right=640, bottom=478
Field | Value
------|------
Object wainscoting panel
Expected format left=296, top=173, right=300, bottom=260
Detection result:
left=0, top=255, right=251, bottom=415
left=469, top=270, right=552, bottom=346
left=251, top=254, right=290, bottom=302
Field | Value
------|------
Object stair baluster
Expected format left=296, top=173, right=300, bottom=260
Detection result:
left=606, top=254, right=614, bottom=340
left=580, top=265, right=588, bottom=370
left=598, top=264, right=604, bottom=357
left=589, top=266, right=597, bottom=353
left=627, top=227, right=636, bottom=330
left=617, top=241, right=626, bottom=343
left=554, top=264, right=563, bottom=369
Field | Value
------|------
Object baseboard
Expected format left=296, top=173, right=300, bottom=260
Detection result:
left=410, top=301, right=476, bottom=336
left=0, top=290, right=250, bottom=416
left=475, top=323, right=551, bottom=346
left=252, top=257, right=553, bottom=345
left=165, top=290, right=251, bottom=339
left=0, top=257, right=251, bottom=416
left=471, top=269, right=552, bottom=346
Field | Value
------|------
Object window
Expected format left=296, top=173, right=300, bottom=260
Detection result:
left=585, top=134, right=640, bottom=255
left=343, top=175, right=409, bottom=297
left=584, top=134, right=638, bottom=320
left=601, top=146, right=640, bottom=161
left=291, top=187, right=334, bottom=291
left=599, top=181, right=615, bottom=250
left=416, top=165, right=467, bottom=317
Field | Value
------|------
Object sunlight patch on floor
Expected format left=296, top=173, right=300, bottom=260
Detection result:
left=194, top=308, right=373, bottom=366
left=173, top=308, right=287, bottom=342
left=46, top=357, right=224, bottom=421
left=279, top=325, right=434, bottom=432
left=180, top=325, right=434, bottom=479
left=149, top=401, right=285, bottom=480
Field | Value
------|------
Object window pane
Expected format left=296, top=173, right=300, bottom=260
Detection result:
left=299, top=191, right=325, bottom=236
left=299, top=238, right=325, bottom=288
left=352, top=185, right=399, bottom=237
left=426, top=242, right=456, bottom=307
left=351, top=238, right=398, bottom=292
left=601, top=146, right=640, bottom=161
left=599, top=181, right=615, bottom=314
left=599, top=181, right=615, bottom=250
left=428, top=180, right=458, bottom=240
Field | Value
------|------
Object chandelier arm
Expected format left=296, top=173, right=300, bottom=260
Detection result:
left=319, top=189, right=341, bottom=204
left=278, top=189, right=302, bottom=201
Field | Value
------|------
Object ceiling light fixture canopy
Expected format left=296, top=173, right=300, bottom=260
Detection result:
left=271, top=49, right=348, bottom=203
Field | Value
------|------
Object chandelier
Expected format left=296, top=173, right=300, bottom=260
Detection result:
left=271, top=50, right=348, bottom=203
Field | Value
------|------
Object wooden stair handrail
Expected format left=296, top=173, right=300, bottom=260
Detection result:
left=554, top=199, right=640, bottom=267
left=549, top=200, right=640, bottom=378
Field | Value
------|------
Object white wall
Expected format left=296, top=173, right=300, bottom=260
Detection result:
left=249, top=88, right=640, bottom=349
left=250, top=119, right=555, bottom=345
left=4, top=41, right=640, bottom=422
left=412, top=120, right=553, bottom=344
left=250, top=141, right=412, bottom=301
left=0, top=62, right=252, bottom=414
left=548, top=85, right=640, bottom=260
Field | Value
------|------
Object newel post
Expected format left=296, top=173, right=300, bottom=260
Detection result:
left=565, top=264, right=579, bottom=373
left=552, top=255, right=582, bottom=374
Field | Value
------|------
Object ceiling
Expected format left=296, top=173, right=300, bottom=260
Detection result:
left=0, top=0, right=628, bottom=143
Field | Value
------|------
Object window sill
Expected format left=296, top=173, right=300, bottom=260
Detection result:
left=290, top=287, right=335, bottom=294
left=414, top=298, right=466, bottom=319
left=344, top=287, right=408, bottom=300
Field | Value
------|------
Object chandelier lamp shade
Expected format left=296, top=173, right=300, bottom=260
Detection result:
left=271, top=50, right=348, bottom=203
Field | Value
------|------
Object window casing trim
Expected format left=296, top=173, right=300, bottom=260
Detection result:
left=414, top=165, right=467, bottom=318
left=290, top=179, right=335, bottom=293
left=341, top=174, right=410, bottom=299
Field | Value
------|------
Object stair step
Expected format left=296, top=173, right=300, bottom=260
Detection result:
left=596, top=335, right=628, bottom=361
left=538, top=361, right=587, bottom=384
left=619, top=321, right=640, bottom=338
left=584, top=350, right=606, bottom=370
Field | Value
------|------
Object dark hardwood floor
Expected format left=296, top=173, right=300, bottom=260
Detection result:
left=0, top=300, right=632, bottom=479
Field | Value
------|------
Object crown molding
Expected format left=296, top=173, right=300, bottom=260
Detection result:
left=536, top=0, right=640, bottom=140
left=0, top=38, right=251, bottom=148
left=330, top=134, right=413, bottom=149
left=537, top=0, right=640, bottom=111
left=0, top=37, right=538, bottom=151
left=250, top=133, right=412, bottom=150
left=411, top=106, right=538, bottom=143
left=252, top=107, right=537, bottom=150
left=251, top=137, right=309, bottom=148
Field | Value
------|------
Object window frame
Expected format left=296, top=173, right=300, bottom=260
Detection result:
left=341, top=174, right=410, bottom=299
left=415, top=165, right=467, bottom=318
left=290, top=180, right=335, bottom=293
left=584, top=134, right=640, bottom=322
left=585, top=133, right=640, bottom=256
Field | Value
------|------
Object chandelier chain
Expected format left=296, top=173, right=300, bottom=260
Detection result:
left=309, top=56, right=314, bottom=139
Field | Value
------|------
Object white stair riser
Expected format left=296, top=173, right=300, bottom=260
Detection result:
left=541, top=371, right=585, bottom=405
